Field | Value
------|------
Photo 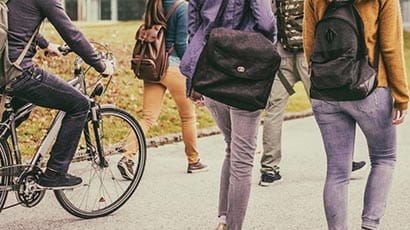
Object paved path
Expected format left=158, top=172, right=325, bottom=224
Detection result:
left=1, top=117, right=409, bottom=230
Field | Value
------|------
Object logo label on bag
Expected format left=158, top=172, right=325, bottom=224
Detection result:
left=237, top=66, right=246, bottom=73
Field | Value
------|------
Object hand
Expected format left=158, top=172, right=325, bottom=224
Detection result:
left=393, top=108, right=407, bottom=125
left=101, top=60, right=115, bottom=76
left=189, top=89, right=204, bottom=107
left=44, top=43, right=62, bottom=57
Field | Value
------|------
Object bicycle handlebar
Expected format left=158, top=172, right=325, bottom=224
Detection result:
left=57, top=44, right=116, bottom=76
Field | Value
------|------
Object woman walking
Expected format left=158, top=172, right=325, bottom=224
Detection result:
left=303, top=0, right=409, bottom=229
left=180, top=0, right=277, bottom=229
left=118, top=0, right=208, bottom=179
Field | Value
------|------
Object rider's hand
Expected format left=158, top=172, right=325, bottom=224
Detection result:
left=101, top=60, right=115, bottom=76
left=393, top=108, right=407, bottom=125
left=44, top=43, right=62, bottom=57
left=189, top=89, right=204, bottom=107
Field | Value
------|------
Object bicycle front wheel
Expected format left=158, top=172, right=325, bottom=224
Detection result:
left=54, top=106, right=147, bottom=218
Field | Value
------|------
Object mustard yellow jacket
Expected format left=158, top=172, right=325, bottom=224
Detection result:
left=303, top=0, right=409, bottom=110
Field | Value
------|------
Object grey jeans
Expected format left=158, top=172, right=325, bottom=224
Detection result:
left=311, top=87, right=396, bottom=230
left=204, top=97, right=262, bottom=230
left=261, top=49, right=310, bottom=174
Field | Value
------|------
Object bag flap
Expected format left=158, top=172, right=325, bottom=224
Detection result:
left=135, top=25, right=164, bottom=43
left=205, top=28, right=280, bottom=81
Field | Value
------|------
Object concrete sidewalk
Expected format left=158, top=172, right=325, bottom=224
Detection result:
left=0, top=117, right=409, bottom=229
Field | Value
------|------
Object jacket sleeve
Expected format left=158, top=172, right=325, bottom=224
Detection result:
left=36, top=33, right=49, bottom=49
left=175, top=3, right=188, bottom=58
left=188, top=0, right=202, bottom=41
left=303, top=0, right=316, bottom=64
left=378, top=0, right=409, bottom=110
left=37, top=0, right=105, bottom=72
left=249, top=0, right=277, bottom=42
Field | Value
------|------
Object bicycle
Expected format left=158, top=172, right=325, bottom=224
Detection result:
left=0, top=43, right=147, bottom=219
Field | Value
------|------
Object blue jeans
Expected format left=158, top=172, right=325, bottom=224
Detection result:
left=204, top=97, right=262, bottom=230
left=311, top=87, right=396, bottom=230
left=9, top=67, right=90, bottom=173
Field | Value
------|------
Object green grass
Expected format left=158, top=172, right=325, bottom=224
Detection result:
left=404, top=31, right=410, bottom=84
left=15, top=23, right=410, bottom=157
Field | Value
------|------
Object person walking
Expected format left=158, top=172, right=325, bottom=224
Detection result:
left=117, top=0, right=208, bottom=179
left=303, top=0, right=409, bottom=229
left=259, top=0, right=367, bottom=186
left=180, top=0, right=277, bottom=229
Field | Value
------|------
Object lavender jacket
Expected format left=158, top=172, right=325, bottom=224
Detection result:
left=179, top=0, right=277, bottom=94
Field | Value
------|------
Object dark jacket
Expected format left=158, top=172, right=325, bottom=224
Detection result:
left=179, top=0, right=277, bottom=93
left=7, top=0, right=105, bottom=72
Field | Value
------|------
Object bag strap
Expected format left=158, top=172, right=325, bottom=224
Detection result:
left=165, top=0, right=184, bottom=56
left=13, top=24, right=41, bottom=66
left=277, top=69, right=296, bottom=96
left=166, top=0, right=185, bottom=21
left=213, top=0, right=229, bottom=29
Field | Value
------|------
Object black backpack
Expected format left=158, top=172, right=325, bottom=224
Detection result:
left=310, top=0, right=378, bottom=101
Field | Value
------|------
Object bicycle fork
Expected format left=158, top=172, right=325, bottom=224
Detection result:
left=86, top=100, right=108, bottom=168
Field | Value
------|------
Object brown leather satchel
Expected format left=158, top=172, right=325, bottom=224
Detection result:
left=131, top=0, right=184, bottom=82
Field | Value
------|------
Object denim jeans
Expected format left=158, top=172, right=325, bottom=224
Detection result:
left=204, top=97, right=262, bottom=230
left=9, top=67, right=90, bottom=173
left=311, top=87, right=396, bottom=230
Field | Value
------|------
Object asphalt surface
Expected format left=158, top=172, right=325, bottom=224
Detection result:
left=0, top=116, right=409, bottom=230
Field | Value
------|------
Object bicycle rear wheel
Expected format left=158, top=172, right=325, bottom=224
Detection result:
left=54, top=106, right=146, bottom=218
left=0, top=140, right=11, bottom=211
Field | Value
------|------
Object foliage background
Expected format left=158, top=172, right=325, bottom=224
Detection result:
left=16, top=22, right=410, bottom=158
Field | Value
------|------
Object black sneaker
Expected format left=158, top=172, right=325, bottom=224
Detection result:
left=38, top=172, right=82, bottom=189
left=117, top=156, right=134, bottom=180
left=259, top=171, right=282, bottom=187
left=352, top=161, right=366, bottom=172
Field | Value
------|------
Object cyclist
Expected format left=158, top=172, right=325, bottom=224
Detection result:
left=6, top=0, right=114, bottom=189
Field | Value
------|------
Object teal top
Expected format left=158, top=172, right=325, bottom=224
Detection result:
left=163, top=0, right=188, bottom=66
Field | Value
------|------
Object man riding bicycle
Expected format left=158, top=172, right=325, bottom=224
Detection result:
left=6, top=0, right=114, bottom=189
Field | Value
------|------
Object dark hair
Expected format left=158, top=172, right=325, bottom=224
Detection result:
left=144, top=0, right=167, bottom=28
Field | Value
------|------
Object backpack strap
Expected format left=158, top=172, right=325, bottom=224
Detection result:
left=165, top=0, right=185, bottom=21
left=13, top=24, right=41, bottom=66
left=277, top=69, right=296, bottom=96
left=165, top=0, right=185, bottom=55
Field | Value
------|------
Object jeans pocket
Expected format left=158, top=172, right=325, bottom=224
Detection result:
left=30, top=68, right=44, bottom=83
left=311, top=98, right=339, bottom=113
left=204, top=97, right=219, bottom=119
left=311, top=98, right=323, bottom=112
left=10, top=69, right=33, bottom=92
left=355, top=88, right=381, bottom=113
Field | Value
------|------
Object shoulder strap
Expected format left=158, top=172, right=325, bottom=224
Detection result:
left=277, top=69, right=296, bottom=96
left=213, top=0, right=229, bottom=28
left=13, top=23, right=41, bottom=66
left=166, top=0, right=185, bottom=21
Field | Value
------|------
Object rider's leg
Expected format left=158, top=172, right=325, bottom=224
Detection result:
left=10, top=67, right=89, bottom=187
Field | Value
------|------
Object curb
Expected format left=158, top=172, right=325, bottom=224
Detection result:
left=145, top=109, right=313, bottom=148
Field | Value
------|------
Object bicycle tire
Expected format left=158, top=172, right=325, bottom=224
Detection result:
left=54, top=106, right=147, bottom=218
left=0, top=140, right=11, bottom=211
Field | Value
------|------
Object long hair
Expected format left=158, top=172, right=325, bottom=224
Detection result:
left=144, top=0, right=167, bottom=28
